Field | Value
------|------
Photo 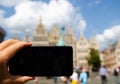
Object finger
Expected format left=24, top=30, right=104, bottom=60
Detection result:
left=14, top=76, right=34, bottom=83
left=0, top=39, right=19, bottom=51
left=0, top=41, right=32, bottom=63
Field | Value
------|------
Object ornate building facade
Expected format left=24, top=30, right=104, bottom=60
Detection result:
left=32, top=19, right=49, bottom=46
left=65, top=29, right=77, bottom=67
left=100, top=40, right=120, bottom=70
left=89, top=36, right=99, bottom=50
left=76, top=33, right=90, bottom=67
left=115, top=39, right=120, bottom=67
left=100, top=48, right=116, bottom=69
left=49, top=24, right=61, bottom=46
left=20, top=19, right=99, bottom=68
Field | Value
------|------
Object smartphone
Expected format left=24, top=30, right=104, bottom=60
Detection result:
left=8, top=46, right=73, bottom=76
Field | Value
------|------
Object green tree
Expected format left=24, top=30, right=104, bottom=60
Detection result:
left=87, top=48, right=101, bottom=68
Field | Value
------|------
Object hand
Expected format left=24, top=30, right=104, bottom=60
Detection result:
left=0, top=39, right=34, bottom=84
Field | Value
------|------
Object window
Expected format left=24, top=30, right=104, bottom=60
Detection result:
left=36, top=29, right=44, bottom=34
left=91, top=43, right=96, bottom=46
left=79, top=56, right=85, bottom=60
left=78, top=49, right=89, bottom=53
left=117, top=51, right=120, bottom=55
left=80, top=42, right=86, bottom=46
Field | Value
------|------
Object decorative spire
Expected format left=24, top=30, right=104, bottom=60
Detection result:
left=52, top=24, right=59, bottom=33
left=12, top=28, right=20, bottom=40
left=12, top=33, right=19, bottom=40
left=89, top=36, right=95, bottom=41
left=37, top=17, right=44, bottom=29
left=66, top=28, right=73, bottom=35
left=80, top=32, right=85, bottom=40
left=24, top=28, right=30, bottom=42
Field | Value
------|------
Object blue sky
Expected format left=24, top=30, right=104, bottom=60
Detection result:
left=0, top=0, right=120, bottom=50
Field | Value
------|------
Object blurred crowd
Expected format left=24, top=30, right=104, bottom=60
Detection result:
left=33, top=65, right=120, bottom=84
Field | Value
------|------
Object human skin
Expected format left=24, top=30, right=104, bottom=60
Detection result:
left=0, top=39, right=34, bottom=84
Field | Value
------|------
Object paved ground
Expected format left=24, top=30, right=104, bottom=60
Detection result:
left=25, top=72, right=119, bottom=84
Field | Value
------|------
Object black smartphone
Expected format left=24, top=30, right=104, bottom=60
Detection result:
left=8, top=46, right=73, bottom=76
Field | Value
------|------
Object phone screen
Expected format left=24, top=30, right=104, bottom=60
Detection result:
left=8, top=46, right=73, bottom=76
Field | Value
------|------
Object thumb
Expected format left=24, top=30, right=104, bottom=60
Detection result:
left=14, top=76, right=34, bottom=83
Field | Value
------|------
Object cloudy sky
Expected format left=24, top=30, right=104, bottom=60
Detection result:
left=0, top=0, right=120, bottom=50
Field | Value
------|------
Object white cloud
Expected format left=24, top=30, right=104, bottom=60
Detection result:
left=0, top=10, right=4, bottom=18
left=0, top=10, right=5, bottom=27
left=96, top=25, right=120, bottom=50
left=88, top=0, right=101, bottom=6
left=94, top=0, right=101, bottom=4
left=0, top=0, right=30, bottom=7
left=0, top=0, right=86, bottom=38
